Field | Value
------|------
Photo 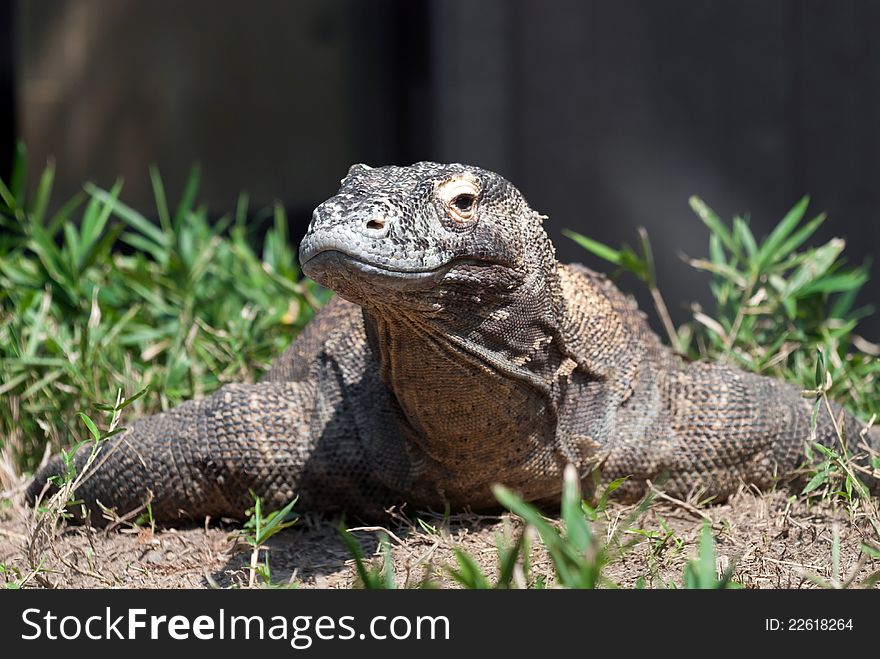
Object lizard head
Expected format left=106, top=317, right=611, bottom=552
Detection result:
left=299, top=162, right=551, bottom=310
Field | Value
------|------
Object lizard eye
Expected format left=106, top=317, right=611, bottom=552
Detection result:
left=437, top=176, right=480, bottom=223
left=451, top=193, right=476, bottom=212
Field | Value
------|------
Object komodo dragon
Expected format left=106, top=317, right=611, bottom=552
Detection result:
left=27, top=162, right=879, bottom=523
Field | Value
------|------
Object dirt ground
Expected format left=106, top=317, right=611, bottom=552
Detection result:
left=1, top=483, right=878, bottom=589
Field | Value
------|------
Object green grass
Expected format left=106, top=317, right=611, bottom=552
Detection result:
left=235, top=493, right=299, bottom=588
left=566, top=195, right=879, bottom=420
left=0, top=143, right=326, bottom=473
left=339, top=527, right=397, bottom=589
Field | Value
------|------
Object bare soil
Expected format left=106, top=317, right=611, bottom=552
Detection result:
left=1, top=484, right=878, bottom=589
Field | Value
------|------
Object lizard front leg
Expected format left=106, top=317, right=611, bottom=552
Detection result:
left=26, top=380, right=390, bottom=523
left=604, top=363, right=878, bottom=502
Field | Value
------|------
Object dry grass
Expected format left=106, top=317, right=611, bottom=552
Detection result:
left=2, top=473, right=878, bottom=589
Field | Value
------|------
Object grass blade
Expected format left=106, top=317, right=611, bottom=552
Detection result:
left=149, top=165, right=172, bottom=234
left=86, top=182, right=169, bottom=249
left=173, top=165, right=201, bottom=229
left=689, top=196, right=739, bottom=258
left=562, top=229, right=623, bottom=266
left=758, top=195, right=809, bottom=267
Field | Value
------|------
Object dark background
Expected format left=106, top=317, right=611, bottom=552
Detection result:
left=3, top=0, right=879, bottom=340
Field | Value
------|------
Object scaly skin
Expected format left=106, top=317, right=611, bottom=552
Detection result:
left=28, top=162, right=878, bottom=523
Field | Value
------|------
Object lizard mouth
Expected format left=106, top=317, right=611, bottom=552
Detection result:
left=300, top=249, right=454, bottom=291
left=300, top=249, right=503, bottom=292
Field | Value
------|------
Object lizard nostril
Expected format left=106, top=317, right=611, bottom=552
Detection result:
left=365, top=219, right=386, bottom=231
